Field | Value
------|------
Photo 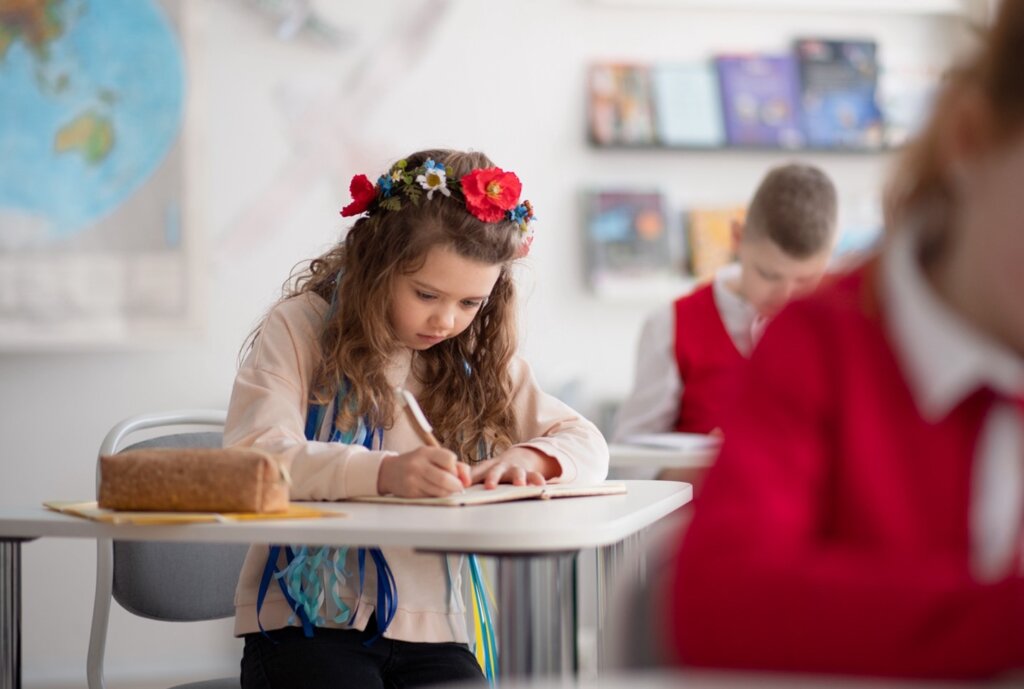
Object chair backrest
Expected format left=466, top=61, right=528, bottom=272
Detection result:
left=88, top=410, right=246, bottom=689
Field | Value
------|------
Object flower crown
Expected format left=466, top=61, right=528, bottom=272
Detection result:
left=340, top=158, right=537, bottom=257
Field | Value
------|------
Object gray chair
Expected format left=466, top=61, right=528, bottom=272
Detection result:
left=87, top=410, right=249, bottom=689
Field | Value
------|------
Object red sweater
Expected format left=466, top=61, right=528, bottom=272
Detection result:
left=673, top=284, right=746, bottom=434
left=668, top=264, right=1024, bottom=679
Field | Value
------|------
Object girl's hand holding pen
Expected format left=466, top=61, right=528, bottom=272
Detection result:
left=384, top=386, right=470, bottom=497
left=378, top=448, right=471, bottom=498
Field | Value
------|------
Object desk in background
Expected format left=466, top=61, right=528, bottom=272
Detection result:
left=610, top=432, right=720, bottom=472
left=0, top=480, right=690, bottom=689
left=609, top=443, right=717, bottom=471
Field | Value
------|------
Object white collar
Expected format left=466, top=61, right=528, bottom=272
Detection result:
left=712, top=263, right=756, bottom=319
left=881, top=228, right=1024, bottom=421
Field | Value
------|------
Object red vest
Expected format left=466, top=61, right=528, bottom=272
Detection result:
left=673, top=283, right=746, bottom=434
left=669, top=263, right=1019, bottom=678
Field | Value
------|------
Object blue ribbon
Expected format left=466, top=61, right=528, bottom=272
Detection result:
left=256, top=382, right=395, bottom=641
left=469, top=555, right=499, bottom=683
left=256, top=544, right=314, bottom=639
left=255, top=375, right=497, bottom=685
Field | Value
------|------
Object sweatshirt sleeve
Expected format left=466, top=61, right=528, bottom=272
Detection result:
left=223, top=295, right=394, bottom=499
left=667, top=302, right=1024, bottom=679
left=507, top=356, right=609, bottom=485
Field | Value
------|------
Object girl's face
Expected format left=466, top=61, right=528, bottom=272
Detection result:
left=944, top=126, right=1024, bottom=355
left=390, top=244, right=502, bottom=351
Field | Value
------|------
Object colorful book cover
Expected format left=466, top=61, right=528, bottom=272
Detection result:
left=584, top=190, right=680, bottom=296
left=588, top=64, right=657, bottom=146
left=715, top=54, right=804, bottom=149
left=686, top=206, right=746, bottom=281
left=651, top=63, right=725, bottom=148
left=796, top=38, right=884, bottom=150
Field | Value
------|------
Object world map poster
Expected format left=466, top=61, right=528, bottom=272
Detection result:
left=0, top=0, right=192, bottom=347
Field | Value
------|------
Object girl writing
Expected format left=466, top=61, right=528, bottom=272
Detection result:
left=224, top=149, right=609, bottom=688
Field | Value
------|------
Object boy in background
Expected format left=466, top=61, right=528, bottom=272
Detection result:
left=612, top=163, right=838, bottom=483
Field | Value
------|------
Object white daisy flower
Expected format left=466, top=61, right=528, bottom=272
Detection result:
left=416, top=160, right=451, bottom=200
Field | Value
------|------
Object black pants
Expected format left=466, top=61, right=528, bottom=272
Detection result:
left=240, top=616, right=486, bottom=689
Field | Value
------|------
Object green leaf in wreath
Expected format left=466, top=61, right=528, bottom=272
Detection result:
left=379, top=197, right=402, bottom=212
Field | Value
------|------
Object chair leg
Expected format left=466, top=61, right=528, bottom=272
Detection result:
left=1, top=538, right=27, bottom=689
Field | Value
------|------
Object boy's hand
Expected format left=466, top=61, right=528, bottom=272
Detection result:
left=470, top=447, right=561, bottom=489
left=378, top=447, right=471, bottom=498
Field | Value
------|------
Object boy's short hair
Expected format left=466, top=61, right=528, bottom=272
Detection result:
left=745, top=163, right=838, bottom=258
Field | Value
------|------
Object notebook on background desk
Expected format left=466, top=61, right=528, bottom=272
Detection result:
left=619, top=432, right=720, bottom=452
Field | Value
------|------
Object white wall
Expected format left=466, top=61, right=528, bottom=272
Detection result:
left=2, top=1, right=969, bottom=686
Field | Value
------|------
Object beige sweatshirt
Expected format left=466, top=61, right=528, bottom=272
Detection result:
left=225, top=293, right=609, bottom=641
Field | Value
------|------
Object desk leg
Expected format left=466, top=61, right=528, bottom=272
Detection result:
left=1, top=539, right=27, bottom=689
left=595, top=510, right=690, bottom=673
left=595, top=531, right=645, bottom=673
left=497, top=553, right=577, bottom=678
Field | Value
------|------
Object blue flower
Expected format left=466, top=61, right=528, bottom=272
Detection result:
left=507, top=203, right=530, bottom=225
left=377, top=174, right=394, bottom=198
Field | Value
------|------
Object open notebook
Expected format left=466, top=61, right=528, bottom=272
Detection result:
left=44, top=500, right=345, bottom=525
left=351, top=481, right=627, bottom=507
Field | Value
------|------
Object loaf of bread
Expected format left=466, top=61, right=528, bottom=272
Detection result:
left=98, top=448, right=290, bottom=513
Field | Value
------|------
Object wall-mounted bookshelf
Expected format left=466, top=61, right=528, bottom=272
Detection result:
left=578, top=2, right=975, bottom=300
left=587, top=40, right=929, bottom=153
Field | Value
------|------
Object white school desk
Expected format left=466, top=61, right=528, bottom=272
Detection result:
left=0, top=479, right=690, bottom=689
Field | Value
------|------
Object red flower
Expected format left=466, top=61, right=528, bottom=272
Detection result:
left=340, top=174, right=377, bottom=217
left=460, top=168, right=522, bottom=222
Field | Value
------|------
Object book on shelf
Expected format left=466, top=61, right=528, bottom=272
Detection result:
left=352, top=482, right=628, bottom=507
left=583, top=189, right=687, bottom=297
left=588, top=63, right=657, bottom=146
left=686, top=205, right=746, bottom=281
left=651, top=62, right=725, bottom=148
left=715, top=53, right=804, bottom=149
left=795, top=38, right=885, bottom=150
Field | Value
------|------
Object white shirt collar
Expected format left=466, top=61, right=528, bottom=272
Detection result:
left=712, top=263, right=759, bottom=357
left=712, top=263, right=753, bottom=315
left=882, top=228, right=1024, bottom=421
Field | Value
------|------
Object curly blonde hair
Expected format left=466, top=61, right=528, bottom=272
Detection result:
left=247, top=149, right=522, bottom=462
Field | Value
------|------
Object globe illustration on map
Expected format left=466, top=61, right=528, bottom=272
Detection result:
left=0, top=0, right=184, bottom=242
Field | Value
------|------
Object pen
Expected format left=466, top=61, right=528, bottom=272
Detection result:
left=394, top=387, right=442, bottom=447
left=394, top=386, right=467, bottom=491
